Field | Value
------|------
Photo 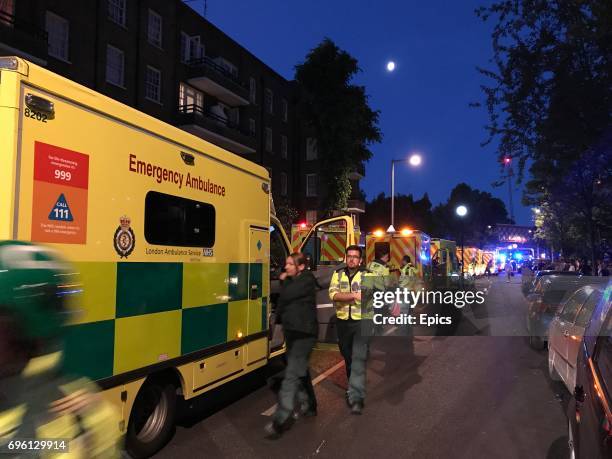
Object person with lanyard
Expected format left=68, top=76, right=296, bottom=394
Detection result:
left=265, top=252, right=318, bottom=438
left=329, top=245, right=377, bottom=415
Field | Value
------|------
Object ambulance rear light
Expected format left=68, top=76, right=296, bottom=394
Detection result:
left=373, top=229, right=384, bottom=238
left=299, top=222, right=307, bottom=229
left=0, top=57, right=28, bottom=75
left=400, top=228, right=413, bottom=236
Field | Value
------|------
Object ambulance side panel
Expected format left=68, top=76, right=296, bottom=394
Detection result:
left=12, top=67, right=272, bottom=418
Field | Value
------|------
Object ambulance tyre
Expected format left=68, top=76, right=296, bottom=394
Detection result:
left=126, top=377, right=177, bottom=459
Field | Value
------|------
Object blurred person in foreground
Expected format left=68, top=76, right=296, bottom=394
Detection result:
left=0, top=241, right=121, bottom=458
left=265, top=252, right=318, bottom=438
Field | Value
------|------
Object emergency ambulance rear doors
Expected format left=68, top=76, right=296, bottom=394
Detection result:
left=297, top=216, right=355, bottom=341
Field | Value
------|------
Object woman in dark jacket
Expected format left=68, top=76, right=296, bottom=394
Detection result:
left=265, top=252, right=318, bottom=438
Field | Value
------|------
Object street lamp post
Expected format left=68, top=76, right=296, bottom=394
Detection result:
left=456, top=205, right=468, bottom=286
left=389, top=153, right=422, bottom=232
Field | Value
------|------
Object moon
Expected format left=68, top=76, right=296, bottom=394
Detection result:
left=386, top=61, right=396, bottom=72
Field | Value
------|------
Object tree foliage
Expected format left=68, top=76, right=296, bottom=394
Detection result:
left=295, top=38, right=382, bottom=214
left=361, top=184, right=511, bottom=247
left=475, top=0, right=612, bottom=262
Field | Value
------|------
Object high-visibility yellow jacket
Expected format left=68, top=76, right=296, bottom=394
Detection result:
left=329, top=267, right=368, bottom=320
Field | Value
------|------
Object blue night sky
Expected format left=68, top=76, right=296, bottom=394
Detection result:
left=193, top=0, right=532, bottom=225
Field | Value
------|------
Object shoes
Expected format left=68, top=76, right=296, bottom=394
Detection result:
left=264, top=416, right=294, bottom=439
left=298, top=400, right=317, bottom=417
left=350, top=401, right=364, bottom=415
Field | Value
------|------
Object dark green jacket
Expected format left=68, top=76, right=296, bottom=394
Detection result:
left=276, top=271, right=318, bottom=336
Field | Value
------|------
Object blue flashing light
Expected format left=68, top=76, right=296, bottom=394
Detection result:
left=514, top=253, right=523, bottom=260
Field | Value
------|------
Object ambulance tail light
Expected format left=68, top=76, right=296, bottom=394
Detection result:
left=373, top=229, right=384, bottom=238
left=401, top=228, right=413, bottom=236
left=299, top=222, right=307, bottom=229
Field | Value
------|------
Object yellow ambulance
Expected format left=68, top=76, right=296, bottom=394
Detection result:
left=0, top=57, right=354, bottom=457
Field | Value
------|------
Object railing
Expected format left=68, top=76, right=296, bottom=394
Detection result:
left=186, top=56, right=247, bottom=89
left=0, top=10, right=48, bottom=41
left=178, top=104, right=254, bottom=138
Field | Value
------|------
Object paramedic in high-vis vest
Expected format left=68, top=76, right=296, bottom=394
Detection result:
left=329, top=245, right=373, bottom=415
left=0, top=241, right=122, bottom=458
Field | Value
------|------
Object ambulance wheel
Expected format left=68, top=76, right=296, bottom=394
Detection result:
left=126, top=378, right=177, bottom=459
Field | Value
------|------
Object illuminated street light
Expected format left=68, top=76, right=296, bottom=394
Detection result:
left=386, top=61, right=396, bottom=72
left=456, top=205, right=468, bottom=284
left=389, top=153, right=423, bottom=232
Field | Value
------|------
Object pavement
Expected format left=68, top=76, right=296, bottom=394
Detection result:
left=155, top=274, right=570, bottom=459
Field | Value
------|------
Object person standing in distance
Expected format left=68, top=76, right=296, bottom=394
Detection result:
left=265, top=252, right=318, bottom=438
left=329, top=245, right=371, bottom=415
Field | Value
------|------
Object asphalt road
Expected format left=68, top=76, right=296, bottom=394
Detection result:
left=155, top=274, right=570, bottom=459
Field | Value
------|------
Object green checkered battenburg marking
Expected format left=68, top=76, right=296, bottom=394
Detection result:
left=62, top=262, right=266, bottom=382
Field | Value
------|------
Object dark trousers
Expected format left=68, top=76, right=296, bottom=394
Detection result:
left=273, top=331, right=317, bottom=424
left=336, top=319, right=370, bottom=404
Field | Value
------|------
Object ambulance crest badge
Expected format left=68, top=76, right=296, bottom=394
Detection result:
left=114, top=215, right=135, bottom=258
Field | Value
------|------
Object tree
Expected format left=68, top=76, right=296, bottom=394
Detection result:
left=295, top=38, right=382, bottom=214
left=475, top=0, right=612, bottom=262
left=432, top=184, right=512, bottom=246
left=274, top=197, right=299, bottom=235
left=361, top=193, right=434, bottom=234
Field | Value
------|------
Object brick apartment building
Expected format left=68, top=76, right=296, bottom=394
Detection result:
left=0, top=0, right=365, bottom=225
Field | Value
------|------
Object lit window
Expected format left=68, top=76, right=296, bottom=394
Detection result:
left=178, top=83, right=203, bottom=113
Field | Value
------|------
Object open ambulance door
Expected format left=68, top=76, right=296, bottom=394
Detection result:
left=268, top=215, right=290, bottom=356
left=297, top=216, right=355, bottom=342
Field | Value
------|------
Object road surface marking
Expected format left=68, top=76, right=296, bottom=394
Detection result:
left=261, top=359, right=346, bottom=416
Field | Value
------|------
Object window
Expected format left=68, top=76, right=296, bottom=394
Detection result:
left=214, top=57, right=238, bottom=78
left=249, top=77, right=256, bottom=104
left=46, top=11, right=69, bottom=61
left=575, top=290, right=602, bottom=327
left=145, top=66, right=161, bottom=103
left=108, top=0, right=126, bottom=27
left=265, top=127, right=273, bottom=153
left=178, top=83, right=203, bottom=112
left=105, top=45, right=124, bottom=87
left=145, top=191, right=215, bottom=247
left=147, top=9, right=162, bottom=48
left=282, top=98, right=288, bottom=122
left=306, top=174, right=317, bottom=197
left=180, top=33, right=204, bottom=63
left=559, top=288, right=590, bottom=323
left=0, top=0, right=14, bottom=26
left=306, top=137, right=318, bottom=160
left=281, top=135, right=288, bottom=159
left=265, top=88, right=273, bottom=114
left=269, top=223, right=288, bottom=280
left=249, top=118, right=256, bottom=136
left=280, top=172, right=288, bottom=196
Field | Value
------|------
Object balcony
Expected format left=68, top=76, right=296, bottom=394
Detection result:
left=177, top=104, right=256, bottom=155
left=348, top=162, right=366, bottom=180
left=344, top=199, right=366, bottom=214
left=0, top=10, right=48, bottom=63
left=186, top=57, right=249, bottom=107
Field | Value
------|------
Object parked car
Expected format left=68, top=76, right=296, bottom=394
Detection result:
left=548, top=282, right=607, bottom=391
left=567, top=282, right=612, bottom=458
left=522, top=270, right=580, bottom=297
left=526, top=275, right=598, bottom=350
